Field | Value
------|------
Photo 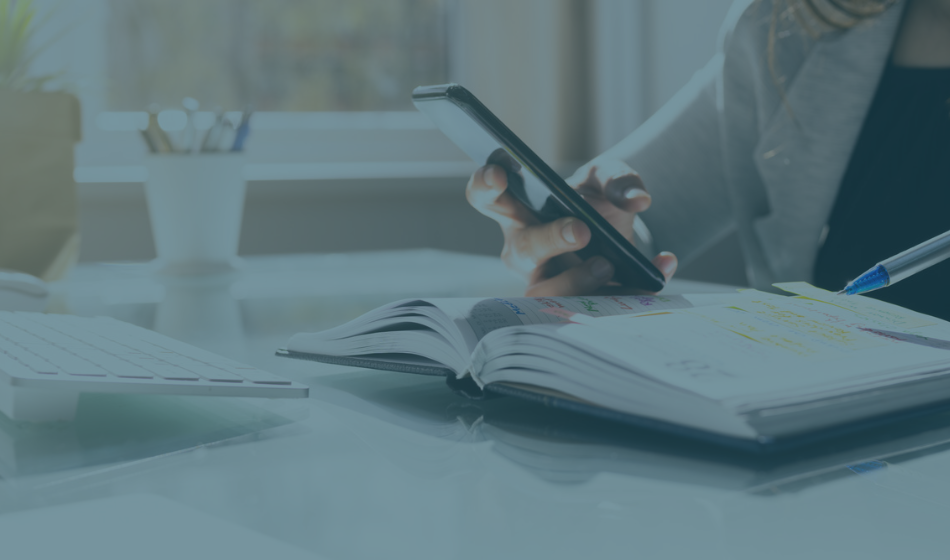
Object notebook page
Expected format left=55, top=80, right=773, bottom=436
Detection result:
left=287, top=294, right=742, bottom=372
left=554, top=289, right=950, bottom=403
left=431, top=295, right=699, bottom=349
left=774, top=282, right=938, bottom=329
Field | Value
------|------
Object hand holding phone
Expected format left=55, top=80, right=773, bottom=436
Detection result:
left=468, top=159, right=677, bottom=295
left=413, top=84, right=676, bottom=295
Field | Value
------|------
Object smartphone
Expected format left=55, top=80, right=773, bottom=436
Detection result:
left=412, top=83, right=666, bottom=292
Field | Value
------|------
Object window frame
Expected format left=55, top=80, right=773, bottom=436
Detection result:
left=33, top=0, right=472, bottom=184
left=39, top=0, right=732, bottom=186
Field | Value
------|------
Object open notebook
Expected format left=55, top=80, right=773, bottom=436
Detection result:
left=278, top=283, right=950, bottom=451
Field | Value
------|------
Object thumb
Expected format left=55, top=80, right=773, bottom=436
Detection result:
left=653, top=252, right=678, bottom=282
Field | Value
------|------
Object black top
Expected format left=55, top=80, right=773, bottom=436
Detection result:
left=813, top=64, right=950, bottom=320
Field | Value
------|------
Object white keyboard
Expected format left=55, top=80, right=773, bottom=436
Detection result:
left=0, top=312, right=308, bottom=421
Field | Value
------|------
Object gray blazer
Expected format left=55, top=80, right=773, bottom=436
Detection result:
left=599, top=0, right=906, bottom=290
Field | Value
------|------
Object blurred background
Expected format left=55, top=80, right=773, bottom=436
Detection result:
left=30, top=0, right=735, bottom=273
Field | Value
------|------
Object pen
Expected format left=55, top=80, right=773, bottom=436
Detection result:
left=139, top=128, right=158, bottom=153
left=145, top=105, right=174, bottom=153
left=230, top=108, right=253, bottom=152
left=838, top=229, right=950, bottom=296
left=200, top=108, right=225, bottom=152
left=181, top=97, right=200, bottom=153
left=217, top=118, right=236, bottom=152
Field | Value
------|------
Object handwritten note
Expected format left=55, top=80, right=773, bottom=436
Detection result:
left=679, top=296, right=884, bottom=359
left=493, top=282, right=950, bottom=402
left=441, top=294, right=698, bottom=341
left=773, top=282, right=937, bottom=329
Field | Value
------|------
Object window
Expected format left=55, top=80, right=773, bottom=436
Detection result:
left=105, top=0, right=449, bottom=112
left=30, top=0, right=462, bottom=182
left=34, top=0, right=733, bottom=184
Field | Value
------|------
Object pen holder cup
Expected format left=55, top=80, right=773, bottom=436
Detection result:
left=144, top=154, right=246, bottom=276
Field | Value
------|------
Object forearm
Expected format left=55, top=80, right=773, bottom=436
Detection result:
left=593, top=56, right=735, bottom=267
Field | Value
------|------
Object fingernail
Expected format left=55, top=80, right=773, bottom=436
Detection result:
left=561, top=220, right=577, bottom=244
left=621, top=187, right=646, bottom=199
left=590, top=257, right=613, bottom=281
left=626, top=189, right=651, bottom=213
left=482, top=165, right=497, bottom=187
left=658, top=252, right=677, bottom=276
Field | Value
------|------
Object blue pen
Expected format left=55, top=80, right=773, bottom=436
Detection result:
left=838, top=229, right=950, bottom=296
left=231, top=108, right=253, bottom=152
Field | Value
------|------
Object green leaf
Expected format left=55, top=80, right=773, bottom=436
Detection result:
left=0, top=0, right=70, bottom=92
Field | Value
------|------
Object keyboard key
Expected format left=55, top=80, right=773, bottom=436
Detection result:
left=136, top=362, right=200, bottom=381
left=232, top=367, right=293, bottom=385
left=69, top=348, right=152, bottom=379
left=1, top=345, right=59, bottom=374
left=0, top=325, right=44, bottom=345
left=0, top=352, right=40, bottom=378
left=36, top=348, right=107, bottom=377
left=97, top=358, right=153, bottom=379
left=184, top=364, right=244, bottom=383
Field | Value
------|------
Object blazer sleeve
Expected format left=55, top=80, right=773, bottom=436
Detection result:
left=593, top=0, right=759, bottom=267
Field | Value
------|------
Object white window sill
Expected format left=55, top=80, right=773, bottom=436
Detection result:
left=76, top=111, right=479, bottom=183
left=75, top=111, right=580, bottom=187
left=74, top=161, right=477, bottom=184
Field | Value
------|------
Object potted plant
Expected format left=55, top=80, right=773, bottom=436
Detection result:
left=0, top=0, right=80, bottom=280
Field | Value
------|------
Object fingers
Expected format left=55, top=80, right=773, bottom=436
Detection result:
left=526, top=257, right=615, bottom=297
left=465, top=165, right=506, bottom=211
left=465, top=165, right=537, bottom=227
left=525, top=251, right=678, bottom=297
left=606, top=177, right=652, bottom=215
left=469, top=159, right=674, bottom=297
left=654, top=251, right=678, bottom=282
left=503, top=217, right=591, bottom=273
left=571, top=163, right=652, bottom=215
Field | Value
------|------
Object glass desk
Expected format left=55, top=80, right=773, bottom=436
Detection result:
left=1, top=250, right=949, bottom=559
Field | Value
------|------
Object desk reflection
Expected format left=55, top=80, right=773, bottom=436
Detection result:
left=154, top=274, right=248, bottom=361
left=305, top=368, right=950, bottom=496
left=0, top=392, right=304, bottom=482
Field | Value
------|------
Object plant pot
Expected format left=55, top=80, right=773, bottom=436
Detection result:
left=0, top=91, right=81, bottom=280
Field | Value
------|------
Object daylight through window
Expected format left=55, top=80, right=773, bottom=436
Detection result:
left=105, top=0, right=449, bottom=112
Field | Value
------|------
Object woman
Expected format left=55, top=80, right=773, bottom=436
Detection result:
left=465, top=0, right=950, bottom=319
